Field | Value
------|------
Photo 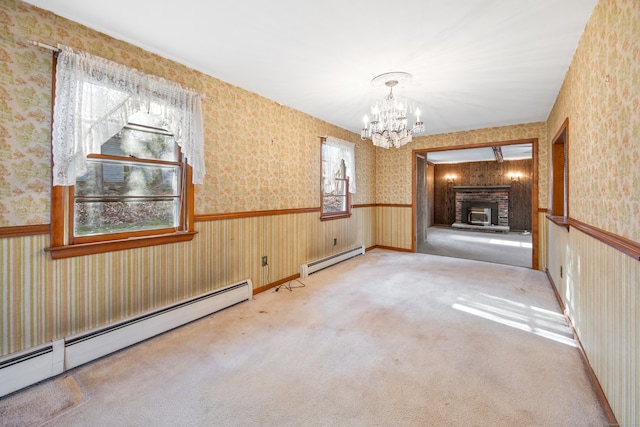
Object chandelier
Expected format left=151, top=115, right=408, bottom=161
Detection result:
left=360, top=72, right=424, bottom=148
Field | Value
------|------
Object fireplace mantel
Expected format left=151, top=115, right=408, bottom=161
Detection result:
left=453, top=185, right=511, bottom=191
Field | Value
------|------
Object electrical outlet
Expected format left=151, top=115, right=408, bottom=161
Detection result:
left=333, top=237, right=337, bottom=246
left=261, top=256, right=268, bottom=267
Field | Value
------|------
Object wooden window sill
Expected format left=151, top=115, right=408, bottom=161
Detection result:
left=45, top=231, right=197, bottom=259
left=320, top=212, right=352, bottom=222
left=546, top=214, right=570, bottom=229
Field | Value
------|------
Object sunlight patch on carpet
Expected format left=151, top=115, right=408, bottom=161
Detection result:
left=452, top=293, right=577, bottom=347
left=488, top=239, right=533, bottom=248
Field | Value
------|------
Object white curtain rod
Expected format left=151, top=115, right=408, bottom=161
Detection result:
left=27, top=40, right=60, bottom=52
left=26, top=39, right=207, bottom=100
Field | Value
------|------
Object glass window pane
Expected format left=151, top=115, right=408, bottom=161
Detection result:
left=102, top=125, right=178, bottom=161
left=74, top=198, right=180, bottom=236
left=323, top=195, right=347, bottom=213
left=76, top=160, right=180, bottom=197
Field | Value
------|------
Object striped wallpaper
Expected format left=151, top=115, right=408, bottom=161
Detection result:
left=0, top=207, right=376, bottom=357
left=376, top=206, right=413, bottom=250
left=548, top=220, right=639, bottom=426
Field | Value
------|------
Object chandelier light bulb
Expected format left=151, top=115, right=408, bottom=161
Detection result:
left=360, top=71, right=425, bottom=148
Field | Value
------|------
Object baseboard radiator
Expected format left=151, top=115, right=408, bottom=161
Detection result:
left=0, top=279, right=252, bottom=398
left=299, top=245, right=365, bottom=278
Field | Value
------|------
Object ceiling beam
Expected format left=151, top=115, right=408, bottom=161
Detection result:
left=492, top=146, right=504, bottom=163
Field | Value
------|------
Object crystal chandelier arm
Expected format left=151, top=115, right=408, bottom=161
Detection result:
left=360, top=71, right=424, bottom=148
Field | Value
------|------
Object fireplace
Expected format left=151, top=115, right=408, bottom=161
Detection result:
left=452, top=186, right=510, bottom=232
left=460, top=201, right=499, bottom=226
left=468, top=207, right=491, bottom=226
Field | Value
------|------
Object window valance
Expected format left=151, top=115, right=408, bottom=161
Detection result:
left=52, top=46, right=205, bottom=186
left=323, top=137, right=356, bottom=194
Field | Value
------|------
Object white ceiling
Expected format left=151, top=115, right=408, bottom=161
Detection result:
left=426, top=143, right=532, bottom=164
left=25, top=0, right=597, bottom=137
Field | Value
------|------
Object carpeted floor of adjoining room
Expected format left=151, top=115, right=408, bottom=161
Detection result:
left=418, top=226, right=533, bottom=268
left=0, top=249, right=608, bottom=426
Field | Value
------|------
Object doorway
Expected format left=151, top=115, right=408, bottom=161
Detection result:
left=413, top=139, right=538, bottom=269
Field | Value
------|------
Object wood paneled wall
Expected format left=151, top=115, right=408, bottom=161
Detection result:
left=433, top=159, right=532, bottom=231
left=428, top=164, right=435, bottom=227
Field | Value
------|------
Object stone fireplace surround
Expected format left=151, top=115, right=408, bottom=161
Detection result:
left=454, top=185, right=510, bottom=227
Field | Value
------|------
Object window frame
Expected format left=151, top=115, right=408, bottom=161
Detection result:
left=47, top=169, right=195, bottom=260
left=320, top=138, right=352, bottom=221
left=548, top=118, right=569, bottom=228
left=46, top=55, right=196, bottom=260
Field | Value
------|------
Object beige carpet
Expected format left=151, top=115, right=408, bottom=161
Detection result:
left=0, top=250, right=608, bottom=426
left=418, top=226, right=532, bottom=268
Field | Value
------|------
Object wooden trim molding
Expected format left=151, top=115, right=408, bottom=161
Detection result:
left=320, top=212, right=352, bottom=222
left=416, top=138, right=538, bottom=153
left=3, top=204, right=386, bottom=238
left=196, top=207, right=320, bottom=221
left=368, top=245, right=413, bottom=253
left=538, top=207, right=550, bottom=214
left=196, top=204, right=408, bottom=222
left=546, top=215, right=640, bottom=260
left=376, top=204, right=412, bottom=208
left=551, top=118, right=569, bottom=217
left=545, top=270, right=619, bottom=427
left=531, top=138, right=539, bottom=271
left=253, top=273, right=301, bottom=295
left=546, top=214, right=570, bottom=229
left=568, top=218, right=640, bottom=261
left=0, top=224, right=50, bottom=238
left=45, top=231, right=197, bottom=260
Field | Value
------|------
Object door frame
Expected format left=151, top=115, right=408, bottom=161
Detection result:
left=411, top=138, right=539, bottom=270
left=415, top=153, right=428, bottom=246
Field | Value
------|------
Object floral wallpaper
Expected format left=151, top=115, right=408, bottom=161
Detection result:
left=0, top=5, right=52, bottom=227
left=375, top=122, right=548, bottom=206
left=0, top=0, right=374, bottom=227
left=547, top=0, right=639, bottom=242
left=4, top=0, right=636, bottom=244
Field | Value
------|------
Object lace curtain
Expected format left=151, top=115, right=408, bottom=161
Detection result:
left=323, top=137, right=356, bottom=194
left=52, top=46, right=205, bottom=186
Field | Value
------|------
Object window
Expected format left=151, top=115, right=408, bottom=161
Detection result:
left=46, top=46, right=204, bottom=259
left=74, top=119, right=184, bottom=241
left=321, top=137, right=356, bottom=220
left=323, top=157, right=349, bottom=215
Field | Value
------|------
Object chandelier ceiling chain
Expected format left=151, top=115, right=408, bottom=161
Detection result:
left=360, top=72, right=424, bottom=148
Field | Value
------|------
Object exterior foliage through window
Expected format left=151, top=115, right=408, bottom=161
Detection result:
left=321, top=137, right=356, bottom=220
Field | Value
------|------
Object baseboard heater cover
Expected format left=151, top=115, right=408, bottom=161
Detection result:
left=300, top=245, right=365, bottom=278
left=0, top=279, right=252, bottom=398
left=0, top=340, right=65, bottom=397
left=65, top=279, right=253, bottom=370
